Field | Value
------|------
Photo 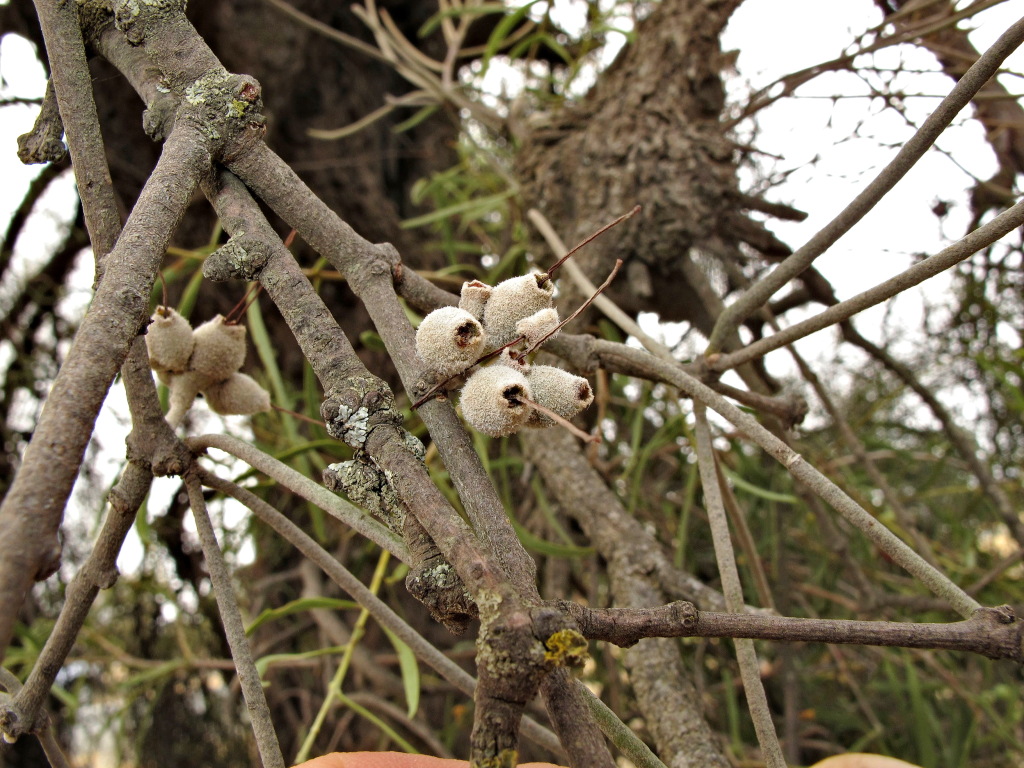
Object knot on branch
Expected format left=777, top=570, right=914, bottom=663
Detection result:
left=203, top=233, right=273, bottom=282
left=142, top=95, right=179, bottom=142
left=16, top=129, right=66, bottom=165
left=126, top=423, right=191, bottom=477
left=405, top=553, right=476, bottom=635
left=17, top=80, right=66, bottom=166
left=176, top=72, right=266, bottom=159
left=113, top=0, right=186, bottom=45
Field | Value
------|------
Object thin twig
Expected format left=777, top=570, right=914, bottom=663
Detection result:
left=187, top=433, right=408, bottom=561
left=591, top=339, right=982, bottom=618
left=522, top=396, right=600, bottom=444
left=184, top=472, right=286, bottom=768
left=694, top=405, right=786, bottom=768
left=708, top=15, right=1024, bottom=352
left=528, top=208, right=675, bottom=361
left=543, top=206, right=640, bottom=281
left=711, top=198, right=1024, bottom=372
left=522, top=259, right=623, bottom=357
left=562, top=600, right=1024, bottom=662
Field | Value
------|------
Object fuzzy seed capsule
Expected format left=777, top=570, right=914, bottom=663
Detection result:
left=459, top=280, right=492, bottom=320
left=459, top=364, right=533, bottom=437
left=204, top=372, right=271, bottom=416
left=525, top=365, right=594, bottom=427
left=189, top=315, right=247, bottom=383
left=515, top=307, right=560, bottom=348
left=145, top=306, right=194, bottom=373
left=415, top=306, right=487, bottom=379
left=482, top=273, right=554, bottom=348
left=165, top=370, right=215, bottom=428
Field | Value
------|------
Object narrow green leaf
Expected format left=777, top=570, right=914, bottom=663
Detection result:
left=255, top=645, right=347, bottom=677
left=381, top=626, right=421, bottom=718
left=400, top=189, right=515, bottom=230
left=722, top=466, right=799, bottom=504
left=246, top=597, right=358, bottom=635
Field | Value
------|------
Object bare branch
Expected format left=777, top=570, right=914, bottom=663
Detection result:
left=562, top=601, right=1024, bottom=662
left=184, top=472, right=286, bottom=768
left=708, top=16, right=1024, bottom=352
left=694, top=405, right=785, bottom=768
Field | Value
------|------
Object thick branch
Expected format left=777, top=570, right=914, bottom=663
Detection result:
left=29, top=0, right=120, bottom=256
left=0, top=122, right=209, bottom=660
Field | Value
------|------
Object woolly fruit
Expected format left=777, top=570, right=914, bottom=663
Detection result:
left=204, top=372, right=272, bottom=416
left=164, top=370, right=216, bottom=428
left=482, top=273, right=554, bottom=348
left=525, top=365, right=594, bottom=427
left=515, top=307, right=560, bottom=348
left=459, top=280, right=492, bottom=320
left=189, top=315, right=247, bottom=383
left=415, top=306, right=487, bottom=379
left=145, top=306, right=194, bottom=373
left=459, top=363, right=533, bottom=437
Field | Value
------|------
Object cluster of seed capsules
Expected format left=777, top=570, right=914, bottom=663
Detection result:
left=145, top=307, right=271, bottom=427
left=416, top=273, right=594, bottom=438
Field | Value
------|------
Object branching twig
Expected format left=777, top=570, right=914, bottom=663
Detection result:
left=196, top=467, right=566, bottom=759
left=588, top=340, right=982, bottom=618
left=711, top=198, right=1024, bottom=372
left=187, top=433, right=408, bottom=560
left=708, top=16, right=1024, bottom=352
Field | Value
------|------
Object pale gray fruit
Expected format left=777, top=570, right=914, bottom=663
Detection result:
left=204, top=372, right=272, bottom=416
left=165, top=370, right=216, bottom=428
left=459, top=364, right=533, bottom=437
left=415, top=306, right=487, bottom=379
left=189, top=315, right=247, bottom=383
left=525, top=365, right=594, bottom=427
left=145, top=306, right=194, bottom=373
left=459, top=280, right=492, bottom=320
left=482, top=273, right=554, bottom=348
left=515, top=307, right=560, bottom=348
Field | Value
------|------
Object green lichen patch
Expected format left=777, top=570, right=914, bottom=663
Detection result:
left=473, top=748, right=518, bottom=768
left=544, top=628, right=589, bottom=667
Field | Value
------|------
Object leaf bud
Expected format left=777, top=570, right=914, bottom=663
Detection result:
left=189, top=315, right=247, bottom=383
left=515, top=307, right=560, bottom=348
left=145, top=306, right=194, bottom=373
left=459, top=280, right=492, bottom=320
left=482, top=273, right=554, bottom=347
left=525, top=365, right=594, bottom=427
left=415, top=306, right=487, bottom=379
left=204, top=372, right=272, bottom=416
left=459, top=364, right=533, bottom=437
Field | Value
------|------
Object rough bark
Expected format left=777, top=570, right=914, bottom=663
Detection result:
left=515, top=0, right=776, bottom=341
